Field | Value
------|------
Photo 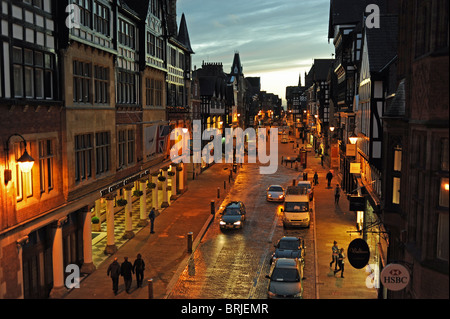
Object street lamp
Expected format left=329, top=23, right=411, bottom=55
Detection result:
left=349, top=132, right=359, bottom=145
left=4, top=134, right=35, bottom=185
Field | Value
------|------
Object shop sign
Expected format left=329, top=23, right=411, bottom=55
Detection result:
left=100, top=170, right=150, bottom=197
left=380, top=263, right=410, bottom=291
left=350, top=162, right=361, bottom=174
left=349, top=195, right=365, bottom=211
left=346, top=144, right=357, bottom=156
left=347, top=238, right=370, bottom=269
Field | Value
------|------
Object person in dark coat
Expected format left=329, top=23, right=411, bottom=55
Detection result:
left=334, top=184, right=341, bottom=205
left=107, top=257, right=121, bottom=295
left=121, top=256, right=134, bottom=293
left=334, top=248, right=345, bottom=278
left=149, top=208, right=156, bottom=233
left=326, top=170, right=333, bottom=188
left=313, top=171, right=319, bottom=185
left=133, top=253, right=145, bottom=288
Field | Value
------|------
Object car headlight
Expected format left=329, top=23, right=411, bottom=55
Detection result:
left=278, top=194, right=284, bottom=199
left=268, top=290, right=276, bottom=298
left=220, top=221, right=226, bottom=225
left=267, top=194, right=272, bottom=197
left=234, top=221, right=241, bottom=225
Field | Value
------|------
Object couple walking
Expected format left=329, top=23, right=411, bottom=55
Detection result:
left=107, top=254, right=146, bottom=295
left=330, top=241, right=345, bottom=278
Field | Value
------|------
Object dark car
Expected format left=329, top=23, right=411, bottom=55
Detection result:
left=219, top=201, right=247, bottom=229
left=271, top=236, right=306, bottom=264
left=266, top=258, right=303, bottom=299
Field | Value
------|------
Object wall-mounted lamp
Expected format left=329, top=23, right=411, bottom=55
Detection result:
left=4, top=134, right=35, bottom=185
left=349, top=132, right=359, bottom=145
left=329, top=126, right=335, bottom=132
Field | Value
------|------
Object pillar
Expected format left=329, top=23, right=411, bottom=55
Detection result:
left=80, top=207, right=96, bottom=274
left=161, top=168, right=169, bottom=208
left=138, top=179, right=148, bottom=226
left=152, top=174, right=159, bottom=210
left=49, top=217, right=68, bottom=298
left=104, top=194, right=117, bottom=254
left=16, top=236, right=29, bottom=299
left=123, top=185, right=135, bottom=239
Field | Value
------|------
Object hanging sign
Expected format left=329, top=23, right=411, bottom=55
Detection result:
left=380, top=263, right=410, bottom=291
left=347, top=238, right=370, bottom=269
left=350, top=162, right=361, bottom=174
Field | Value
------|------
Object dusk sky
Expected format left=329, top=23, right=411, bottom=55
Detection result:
left=177, top=0, right=335, bottom=105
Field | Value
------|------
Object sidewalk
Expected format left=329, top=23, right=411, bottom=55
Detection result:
left=281, top=135, right=377, bottom=299
left=64, top=162, right=237, bottom=299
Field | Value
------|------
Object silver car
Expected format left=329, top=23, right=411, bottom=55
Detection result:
left=266, top=258, right=303, bottom=299
left=266, top=185, right=285, bottom=202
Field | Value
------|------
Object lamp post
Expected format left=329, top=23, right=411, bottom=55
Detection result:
left=4, top=134, right=35, bottom=185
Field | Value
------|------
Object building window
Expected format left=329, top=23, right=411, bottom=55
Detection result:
left=94, top=65, right=109, bottom=104
left=95, top=132, right=110, bottom=175
left=147, top=32, right=155, bottom=56
left=118, top=18, right=135, bottom=49
left=39, top=139, right=54, bottom=194
left=437, top=213, right=449, bottom=261
left=74, top=0, right=92, bottom=28
left=439, top=178, right=449, bottom=208
left=155, top=79, right=162, bottom=107
left=75, top=134, right=93, bottom=182
left=117, top=129, right=135, bottom=168
left=13, top=47, right=54, bottom=99
left=393, top=145, right=402, bottom=171
left=73, top=60, right=92, bottom=103
left=146, top=78, right=154, bottom=106
left=392, top=177, right=401, bottom=205
left=117, top=71, right=137, bottom=104
left=94, top=1, right=110, bottom=36
left=127, top=130, right=135, bottom=165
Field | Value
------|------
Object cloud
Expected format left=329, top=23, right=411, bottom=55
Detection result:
left=177, top=0, right=334, bottom=103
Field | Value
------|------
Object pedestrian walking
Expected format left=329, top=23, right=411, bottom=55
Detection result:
left=121, top=256, right=133, bottom=293
left=107, top=257, right=121, bottom=295
left=334, top=184, right=340, bottom=205
left=330, top=241, right=339, bottom=271
left=149, top=207, right=156, bottom=233
left=334, top=248, right=345, bottom=278
left=326, top=170, right=333, bottom=188
left=133, top=253, right=145, bottom=288
left=313, top=171, right=319, bottom=186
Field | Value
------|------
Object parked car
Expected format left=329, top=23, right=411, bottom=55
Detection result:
left=266, top=258, right=303, bottom=299
left=271, top=236, right=305, bottom=264
left=297, top=180, right=314, bottom=201
left=266, top=185, right=285, bottom=202
left=219, top=201, right=247, bottom=229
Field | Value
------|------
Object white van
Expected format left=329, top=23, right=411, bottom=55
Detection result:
left=281, top=187, right=311, bottom=228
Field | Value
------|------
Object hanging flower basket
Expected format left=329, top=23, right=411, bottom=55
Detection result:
left=158, top=176, right=166, bottom=182
left=147, top=182, right=156, bottom=189
left=133, top=190, right=143, bottom=197
left=91, top=216, right=100, bottom=224
left=176, top=166, right=183, bottom=171
left=168, top=171, right=175, bottom=176
left=117, top=198, right=128, bottom=207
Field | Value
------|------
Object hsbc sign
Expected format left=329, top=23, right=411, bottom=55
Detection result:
left=380, top=264, right=410, bottom=291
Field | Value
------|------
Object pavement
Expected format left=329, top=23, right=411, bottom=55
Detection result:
left=63, top=133, right=377, bottom=300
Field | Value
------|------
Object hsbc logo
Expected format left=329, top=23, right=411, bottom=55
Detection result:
left=380, top=264, right=410, bottom=291
left=389, top=269, right=402, bottom=276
